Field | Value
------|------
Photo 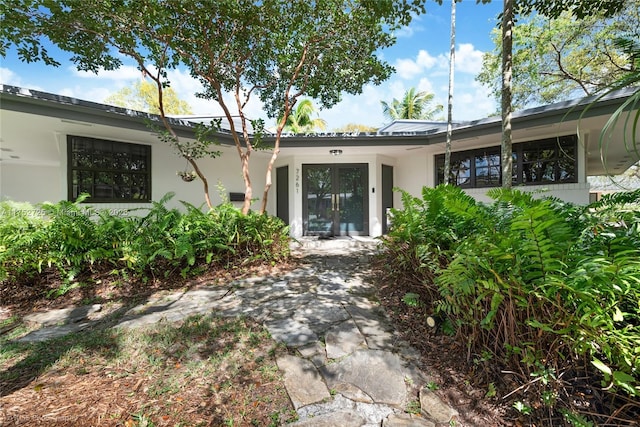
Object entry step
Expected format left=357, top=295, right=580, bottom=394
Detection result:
left=291, top=236, right=380, bottom=251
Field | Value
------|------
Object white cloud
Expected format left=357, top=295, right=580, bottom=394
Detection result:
left=394, top=25, right=416, bottom=39
left=449, top=79, right=496, bottom=121
left=416, top=77, right=435, bottom=95
left=0, top=68, right=23, bottom=86
left=416, top=50, right=439, bottom=69
left=318, top=84, right=389, bottom=130
left=387, top=80, right=407, bottom=99
left=394, top=58, right=423, bottom=80
left=455, top=43, right=484, bottom=74
left=394, top=49, right=447, bottom=80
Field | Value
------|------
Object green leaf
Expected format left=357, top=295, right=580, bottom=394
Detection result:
left=613, top=306, right=624, bottom=322
left=613, top=371, right=639, bottom=396
left=591, top=357, right=612, bottom=376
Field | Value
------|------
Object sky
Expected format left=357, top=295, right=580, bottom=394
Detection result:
left=0, top=1, right=504, bottom=131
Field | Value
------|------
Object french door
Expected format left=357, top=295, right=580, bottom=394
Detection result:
left=302, top=164, right=369, bottom=236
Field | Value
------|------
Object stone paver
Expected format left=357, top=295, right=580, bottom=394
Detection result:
left=23, top=304, right=103, bottom=327
left=325, top=319, right=367, bottom=359
left=296, top=393, right=396, bottom=426
left=277, top=355, right=331, bottom=409
left=9, top=237, right=460, bottom=426
left=266, top=318, right=318, bottom=347
left=289, top=410, right=366, bottom=427
left=383, top=413, right=436, bottom=427
left=321, top=349, right=409, bottom=406
left=420, top=387, right=459, bottom=424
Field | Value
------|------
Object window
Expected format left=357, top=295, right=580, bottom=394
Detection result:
left=517, top=137, right=577, bottom=185
left=474, top=149, right=501, bottom=187
left=436, top=135, right=577, bottom=188
left=68, top=135, right=151, bottom=202
left=436, top=152, right=472, bottom=187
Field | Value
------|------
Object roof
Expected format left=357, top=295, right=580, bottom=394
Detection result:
left=377, top=120, right=449, bottom=134
left=1, top=84, right=638, bottom=173
left=0, top=85, right=262, bottom=138
left=376, top=86, right=640, bottom=138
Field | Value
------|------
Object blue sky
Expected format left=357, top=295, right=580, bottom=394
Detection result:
left=0, top=1, right=504, bottom=130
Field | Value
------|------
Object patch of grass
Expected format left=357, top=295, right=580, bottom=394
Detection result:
left=405, top=399, right=421, bottom=414
left=0, top=315, right=294, bottom=426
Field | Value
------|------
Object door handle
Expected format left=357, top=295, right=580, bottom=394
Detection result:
left=332, top=194, right=339, bottom=211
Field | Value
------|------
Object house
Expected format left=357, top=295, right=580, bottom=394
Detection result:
left=1, top=84, right=638, bottom=238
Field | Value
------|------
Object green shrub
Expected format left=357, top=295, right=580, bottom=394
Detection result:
left=380, top=185, right=640, bottom=421
left=0, top=193, right=290, bottom=287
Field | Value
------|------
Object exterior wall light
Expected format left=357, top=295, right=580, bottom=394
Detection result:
left=330, top=149, right=343, bottom=156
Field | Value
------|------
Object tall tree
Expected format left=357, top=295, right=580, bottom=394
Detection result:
left=501, top=0, right=514, bottom=188
left=2, top=0, right=425, bottom=214
left=444, top=0, right=456, bottom=185
left=282, top=99, right=327, bottom=134
left=504, top=0, right=627, bottom=188
left=380, top=87, right=443, bottom=121
left=477, top=1, right=640, bottom=109
left=104, top=80, right=193, bottom=115
left=450, top=0, right=627, bottom=188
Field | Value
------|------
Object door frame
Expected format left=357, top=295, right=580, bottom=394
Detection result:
left=302, top=163, right=369, bottom=237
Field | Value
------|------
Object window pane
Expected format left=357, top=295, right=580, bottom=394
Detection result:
left=475, top=151, right=500, bottom=186
left=68, top=136, right=151, bottom=202
left=435, top=135, right=577, bottom=189
left=452, top=157, right=471, bottom=186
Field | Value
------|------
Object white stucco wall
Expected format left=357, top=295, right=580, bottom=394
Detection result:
left=0, top=112, right=273, bottom=215
left=0, top=163, right=60, bottom=205
left=394, top=149, right=430, bottom=206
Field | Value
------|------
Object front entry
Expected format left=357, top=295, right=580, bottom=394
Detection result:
left=303, top=164, right=369, bottom=236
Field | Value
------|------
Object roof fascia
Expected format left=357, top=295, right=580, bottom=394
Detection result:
left=0, top=85, right=238, bottom=145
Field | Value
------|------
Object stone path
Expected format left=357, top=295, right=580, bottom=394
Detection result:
left=16, top=238, right=459, bottom=426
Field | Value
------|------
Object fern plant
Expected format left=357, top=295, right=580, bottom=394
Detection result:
left=381, top=185, right=640, bottom=422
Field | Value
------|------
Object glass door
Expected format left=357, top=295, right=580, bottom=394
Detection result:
left=303, top=164, right=368, bottom=236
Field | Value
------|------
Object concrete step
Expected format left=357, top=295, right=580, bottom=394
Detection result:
left=291, top=236, right=380, bottom=251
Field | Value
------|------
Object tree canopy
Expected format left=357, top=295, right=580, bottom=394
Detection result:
left=2, top=0, right=425, bottom=213
left=104, top=80, right=193, bottom=115
left=477, top=1, right=640, bottom=109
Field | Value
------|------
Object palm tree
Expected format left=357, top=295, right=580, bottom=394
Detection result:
left=380, top=87, right=443, bottom=121
left=283, top=99, right=327, bottom=134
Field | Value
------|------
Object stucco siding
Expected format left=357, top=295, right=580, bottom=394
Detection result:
left=394, top=150, right=429, bottom=205
left=1, top=163, right=61, bottom=205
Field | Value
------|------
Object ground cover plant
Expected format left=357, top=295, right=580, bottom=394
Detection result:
left=377, top=185, right=640, bottom=426
left=0, top=196, right=295, bottom=425
left=0, top=314, right=296, bottom=426
left=0, top=192, right=290, bottom=296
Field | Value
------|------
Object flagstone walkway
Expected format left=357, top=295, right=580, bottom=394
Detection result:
left=18, top=238, right=459, bottom=426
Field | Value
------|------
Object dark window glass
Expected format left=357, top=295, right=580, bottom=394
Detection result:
left=474, top=149, right=501, bottom=187
left=67, top=136, right=151, bottom=202
left=436, top=152, right=472, bottom=187
left=435, top=135, right=578, bottom=188
left=519, top=136, right=577, bottom=184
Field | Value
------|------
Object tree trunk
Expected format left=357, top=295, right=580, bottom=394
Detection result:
left=186, top=157, right=213, bottom=209
left=444, top=0, right=456, bottom=185
left=241, top=152, right=252, bottom=214
left=260, top=144, right=280, bottom=214
left=501, top=0, right=514, bottom=189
